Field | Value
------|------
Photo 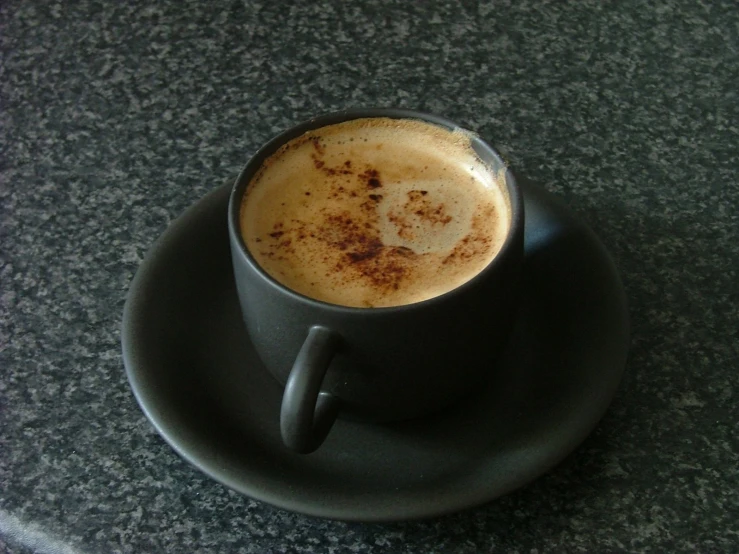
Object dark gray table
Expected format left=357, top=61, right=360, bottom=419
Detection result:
left=2, top=1, right=737, bottom=552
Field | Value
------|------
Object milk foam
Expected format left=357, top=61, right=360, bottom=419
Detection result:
left=240, top=118, right=510, bottom=308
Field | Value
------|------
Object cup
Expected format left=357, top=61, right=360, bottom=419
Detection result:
left=228, top=108, right=524, bottom=453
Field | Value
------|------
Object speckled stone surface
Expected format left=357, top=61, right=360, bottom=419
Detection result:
left=1, top=0, right=737, bottom=552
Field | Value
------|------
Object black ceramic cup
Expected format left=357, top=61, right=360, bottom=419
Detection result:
left=228, top=108, right=524, bottom=453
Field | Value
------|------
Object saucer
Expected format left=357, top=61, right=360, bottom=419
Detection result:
left=122, top=179, right=629, bottom=522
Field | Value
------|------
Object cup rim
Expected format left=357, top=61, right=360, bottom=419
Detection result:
left=227, top=108, right=524, bottom=314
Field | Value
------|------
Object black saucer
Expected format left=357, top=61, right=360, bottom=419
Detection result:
left=122, top=179, right=629, bottom=522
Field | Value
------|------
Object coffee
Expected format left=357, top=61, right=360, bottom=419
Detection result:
left=239, top=118, right=510, bottom=308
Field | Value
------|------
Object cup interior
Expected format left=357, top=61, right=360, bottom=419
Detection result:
left=227, top=108, right=523, bottom=312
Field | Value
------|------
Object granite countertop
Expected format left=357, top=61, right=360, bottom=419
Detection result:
left=2, top=0, right=737, bottom=552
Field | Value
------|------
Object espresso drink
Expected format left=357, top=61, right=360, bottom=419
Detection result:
left=239, top=118, right=510, bottom=308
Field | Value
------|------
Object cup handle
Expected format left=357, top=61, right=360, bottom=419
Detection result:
left=280, top=325, right=340, bottom=453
